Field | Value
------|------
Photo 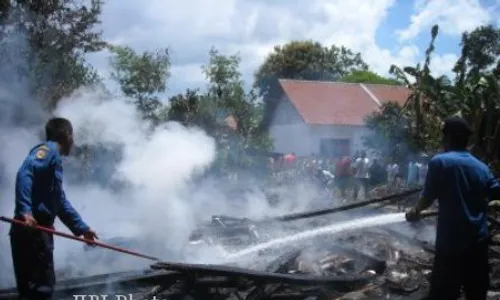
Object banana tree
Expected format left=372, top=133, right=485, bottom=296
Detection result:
left=389, top=24, right=446, bottom=151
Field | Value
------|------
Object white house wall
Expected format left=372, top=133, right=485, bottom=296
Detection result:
left=270, top=124, right=371, bottom=156
left=309, top=125, right=371, bottom=155
left=269, top=97, right=373, bottom=156
left=270, top=122, right=315, bottom=155
left=269, top=96, right=314, bottom=155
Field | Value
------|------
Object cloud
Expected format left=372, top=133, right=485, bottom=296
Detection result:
left=85, top=0, right=495, bottom=95
left=431, top=53, right=459, bottom=77
left=397, top=0, right=494, bottom=42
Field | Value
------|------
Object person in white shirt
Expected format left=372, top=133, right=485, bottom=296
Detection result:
left=387, top=161, right=400, bottom=189
left=353, top=150, right=370, bottom=200
left=407, top=159, right=419, bottom=187
left=418, top=154, right=429, bottom=186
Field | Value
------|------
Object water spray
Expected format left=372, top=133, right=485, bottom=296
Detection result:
left=225, top=209, right=438, bottom=261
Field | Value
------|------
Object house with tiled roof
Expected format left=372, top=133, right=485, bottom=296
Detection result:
left=269, top=79, right=410, bottom=157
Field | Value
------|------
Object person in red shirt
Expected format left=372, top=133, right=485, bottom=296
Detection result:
left=283, top=152, right=297, bottom=170
left=284, top=152, right=296, bottom=163
left=335, top=156, right=351, bottom=197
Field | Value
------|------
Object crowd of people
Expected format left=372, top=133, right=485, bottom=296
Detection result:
left=268, top=150, right=431, bottom=200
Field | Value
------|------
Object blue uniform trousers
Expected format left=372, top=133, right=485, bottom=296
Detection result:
left=428, top=240, right=489, bottom=300
left=10, top=224, right=55, bottom=300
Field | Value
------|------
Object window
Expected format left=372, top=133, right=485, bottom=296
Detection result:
left=319, top=139, right=350, bottom=158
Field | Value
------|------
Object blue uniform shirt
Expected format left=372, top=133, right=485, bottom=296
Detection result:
left=14, top=141, right=89, bottom=236
left=423, top=151, right=500, bottom=253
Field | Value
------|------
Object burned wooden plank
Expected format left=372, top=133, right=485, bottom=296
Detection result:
left=399, top=255, right=433, bottom=269
left=150, top=261, right=375, bottom=290
left=265, top=249, right=303, bottom=273
left=245, top=284, right=284, bottom=300
left=327, top=246, right=387, bottom=275
left=268, top=288, right=330, bottom=299
left=244, top=250, right=303, bottom=300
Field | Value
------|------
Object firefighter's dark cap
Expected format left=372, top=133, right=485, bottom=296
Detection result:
left=442, top=116, right=472, bottom=136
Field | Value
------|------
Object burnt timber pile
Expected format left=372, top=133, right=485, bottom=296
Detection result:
left=1, top=189, right=500, bottom=299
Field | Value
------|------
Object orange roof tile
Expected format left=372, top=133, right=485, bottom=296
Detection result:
left=278, top=79, right=409, bottom=126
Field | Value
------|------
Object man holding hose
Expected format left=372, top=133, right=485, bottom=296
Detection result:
left=406, top=116, right=500, bottom=299
left=10, top=117, right=98, bottom=300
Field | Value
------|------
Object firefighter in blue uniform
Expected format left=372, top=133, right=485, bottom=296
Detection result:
left=10, top=117, right=97, bottom=300
left=406, top=116, right=500, bottom=299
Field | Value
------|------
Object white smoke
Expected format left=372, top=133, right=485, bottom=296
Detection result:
left=0, top=29, right=48, bottom=287
left=0, top=84, right=322, bottom=287
left=0, top=28, right=325, bottom=291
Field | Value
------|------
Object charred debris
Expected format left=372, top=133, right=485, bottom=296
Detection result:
left=2, top=189, right=500, bottom=299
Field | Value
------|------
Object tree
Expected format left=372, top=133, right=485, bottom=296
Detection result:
left=0, top=1, right=109, bottom=183
left=255, top=41, right=368, bottom=95
left=371, top=24, right=500, bottom=173
left=454, top=25, right=500, bottom=79
left=167, top=89, right=217, bottom=133
left=202, top=48, right=271, bottom=142
left=164, top=48, right=272, bottom=176
left=0, top=0, right=106, bottom=109
left=198, top=48, right=272, bottom=174
left=389, top=24, right=446, bottom=152
left=340, top=70, right=401, bottom=85
left=364, top=102, right=415, bottom=163
left=108, top=45, right=170, bottom=120
left=451, top=25, right=500, bottom=164
left=201, top=47, right=245, bottom=123
left=254, top=40, right=368, bottom=131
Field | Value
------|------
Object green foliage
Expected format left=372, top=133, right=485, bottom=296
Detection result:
left=340, top=70, right=401, bottom=85
left=201, top=48, right=245, bottom=125
left=164, top=48, right=272, bottom=174
left=202, top=48, right=272, bottom=171
left=388, top=25, right=442, bottom=151
left=203, top=48, right=243, bottom=94
left=0, top=0, right=106, bottom=181
left=368, top=24, right=500, bottom=172
left=255, top=40, right=368, bottom=96
left=167, top=89, right=217, bottom=133
left=0, top=0, right=106, bottom=109
left=109, top=45, right=170, bottom=120
left=451, top=25, right=500, bottom=164
left=454, top=25, right=500, bottom=77
left=364, top=102, right=415, bottom=163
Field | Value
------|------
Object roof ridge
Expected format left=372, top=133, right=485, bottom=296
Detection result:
left=279, top=78, right=360, bottom=85
left=360, top=83, right=381, bottom=107
left=278, top=78, right=406, bottom=87
left=361, top=82, right=407, bottom=88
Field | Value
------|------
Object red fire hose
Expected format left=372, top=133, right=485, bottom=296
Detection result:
left=0, top=216, right=160, bottom=262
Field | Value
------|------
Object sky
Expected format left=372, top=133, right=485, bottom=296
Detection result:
left=86, top=0, right=500, bottom=97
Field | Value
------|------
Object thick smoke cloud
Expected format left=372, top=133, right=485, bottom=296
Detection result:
left=0, top=4, right=356, bottom=288
left=0, top=84, right=321, bottom=287
left=0, top=32, right=325, bottom=288
left=0, top=30, right=49, bottom=287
